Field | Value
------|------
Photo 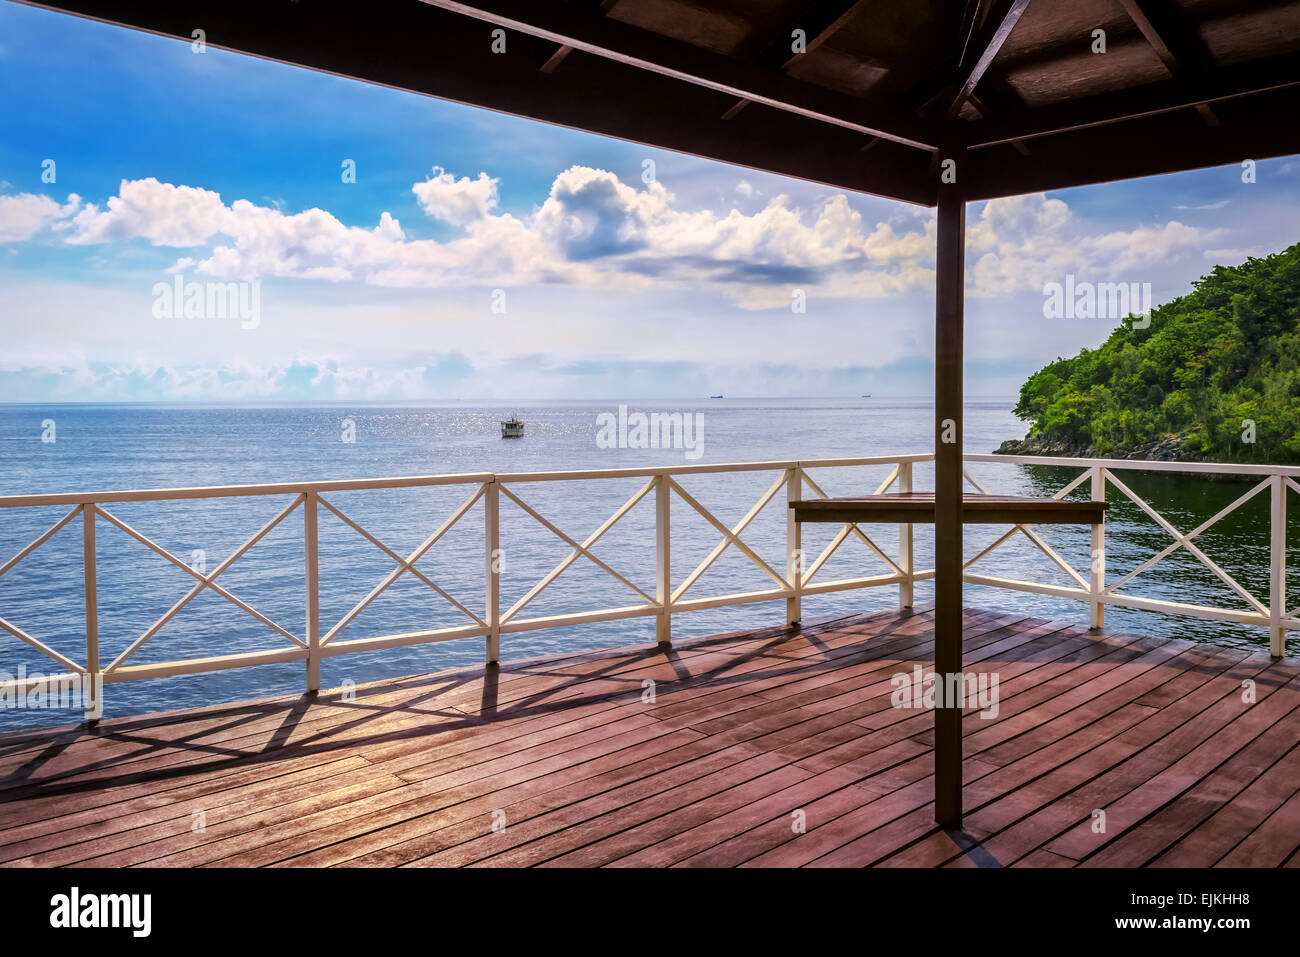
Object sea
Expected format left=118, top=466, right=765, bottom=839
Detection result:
left=0, top=398, right=1292, bottom=731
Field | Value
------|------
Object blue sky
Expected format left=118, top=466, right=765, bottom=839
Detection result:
left=1, top=1, right=1298, bottom=403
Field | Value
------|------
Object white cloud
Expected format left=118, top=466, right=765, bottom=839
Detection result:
left=966, top=193, right=1222, bottom=296
left=411, top=167, right=499, bottom=225
left=0, top=192, right=80, bottom=241
left=66, top=178, right=230, bottom=246
left=1, top=173, right=1228, bottom=308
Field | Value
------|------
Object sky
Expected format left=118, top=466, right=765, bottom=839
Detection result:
left=1, top=2, right=1298, bottom=403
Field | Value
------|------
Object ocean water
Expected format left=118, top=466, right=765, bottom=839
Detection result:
left=0, top=398, right=1293, bottom=731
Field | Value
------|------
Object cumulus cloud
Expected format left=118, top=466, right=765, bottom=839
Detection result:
left=67, top=178, right=230, bottom=246
left=965, top=192, right=1221, bottom=296
left=411, top=167, right=499, bottom=225
left=0, top=170, right=1225, bottom=306
left=0, top=192, right=80, bottom=241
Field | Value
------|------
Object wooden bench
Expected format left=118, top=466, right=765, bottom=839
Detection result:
left=791, top=492, right=1107, bottom=526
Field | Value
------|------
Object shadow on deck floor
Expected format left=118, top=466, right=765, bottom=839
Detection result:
left=0, top=605, right=1297, bottom=867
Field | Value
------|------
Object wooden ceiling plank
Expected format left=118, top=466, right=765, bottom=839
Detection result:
left=723, top=0, right=872, bottom=121
left=22, top=0, right=935, bottom=203
left=966, top=88, right=1300, bottom=198
left=416, top=0, right=937, bottom=150
left=1115, top=0, right=1220, bottom=124
left=967, top=49, right=1300, bottom=148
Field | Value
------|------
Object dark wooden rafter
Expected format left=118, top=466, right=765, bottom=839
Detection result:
left=966, top=85, right=1300, bottom=198
left=1115, top=0, right=1219, bottom=125
left=946, top=0, right=1033, bottom=118
left=966, top=49, right=1300, bottom=150
left=24, top=0, right=1300, bottom=203
left=904, top=0, right=1032, bottom=156
left=415, top=0, right=937, bottom=151
left=720, top=0, right=870, bottom=120
left=19, top=0, right=936, bottom=203
left=539, top=0, right=618, bottom=75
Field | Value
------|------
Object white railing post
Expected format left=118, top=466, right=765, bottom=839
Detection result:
left=786, top=466, right=802, bottom=627
left=898, top=461, right=914, bottom=610
left=1270, top=473, right=1286, bottom=657
left=656, top=473, right=671, bottom=646
left=304, top=491, right=320, bottom=693
left=1089, top=467, right=1106, bottom=630
left=83, top=503, right=100, bottom=725
left=485, top=480, right=501, bottom=664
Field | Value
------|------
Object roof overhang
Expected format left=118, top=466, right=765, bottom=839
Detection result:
left=18, top=0, right=1300, bottom=205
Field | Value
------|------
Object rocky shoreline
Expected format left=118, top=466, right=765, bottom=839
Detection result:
left=993, top=434, right=1194, bottom=462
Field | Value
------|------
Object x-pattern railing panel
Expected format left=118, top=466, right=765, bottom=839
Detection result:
left=961, top=467, right=1089, bottom=589
left=500, top=478, right=656, bottom=624
left=101, top=496, right=307, bottom=673
left=670, top=472, right=789, bottom=602
left=1100, top=469, right=1270, bottom=615
left=319, top=483, right=487, bottom=645
left=959, top=457, right=1294, bottom=653
left=798, top=467, right=905, bottom=586
left=0, top=505, right=87, bottom=674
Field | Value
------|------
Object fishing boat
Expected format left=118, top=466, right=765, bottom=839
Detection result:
left=500, top=417, right=524, bottom=438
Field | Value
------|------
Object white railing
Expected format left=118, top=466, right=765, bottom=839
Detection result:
left=0, top=455, right=926, bottom=713
left=0, top=451, right=1293, bottom=718
left=963, top=453, right=1300, bottom=657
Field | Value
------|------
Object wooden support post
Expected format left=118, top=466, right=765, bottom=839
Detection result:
left=83, top=504, right=100, bottom=726
left=656, top=473, right=672, bottom=646
left=304, top=491, right=320, bottom=693
left=934, top=171, right=966, bottom=829
left=1270, top=473, right=1286, bottom=658
left=898, top=461, right=914, bottom=610
left=1090, top=467, right=1106, bottom=630
left=485, top=480, right=501, bottom=664
left=786, top=466, right=802, bottom=627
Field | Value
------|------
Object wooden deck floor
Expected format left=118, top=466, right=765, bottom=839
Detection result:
left=1, top=606, right=1298, bottom=868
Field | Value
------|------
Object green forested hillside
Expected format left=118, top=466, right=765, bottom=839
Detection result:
left=1007, top=243, right=1300, bottom=462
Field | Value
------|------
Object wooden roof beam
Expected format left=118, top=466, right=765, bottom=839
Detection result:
left=26, top=0, right=936, bottom=204
left=721, top=0, right=871, bottom=120
left=946, top=0, right=1032, bottom=118
left=965, top=86, right=1300, bottom=199
left=417, top=0, right=937, bottom=151
left=538, top=0, right=619, bottom=74
left=966, top=50, right=1300, bottom=149
left=1115, top=0, right=1219, bottom=125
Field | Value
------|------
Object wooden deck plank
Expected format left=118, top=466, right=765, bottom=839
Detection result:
left=184, top=614, right=951, bottom=867
left=0, top=610, right=901, bottom=834
left=1151, top=743, right=1300, bottom=867
left=940, top=650, right=1280, bottom=866
left=0, top=604, right=1296, bottom=868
